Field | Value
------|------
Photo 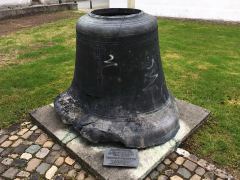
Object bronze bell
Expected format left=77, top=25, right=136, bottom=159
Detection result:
left=54, top=8, right=180, bottom=148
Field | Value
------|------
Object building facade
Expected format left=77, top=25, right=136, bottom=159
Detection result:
left=110, top=0, right=240, bottom=21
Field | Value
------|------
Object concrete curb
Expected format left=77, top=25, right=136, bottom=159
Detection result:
left=0, top=3, right=78, bottom=20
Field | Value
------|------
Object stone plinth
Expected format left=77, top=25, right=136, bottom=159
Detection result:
left=30, top=100, right=210, bottom=180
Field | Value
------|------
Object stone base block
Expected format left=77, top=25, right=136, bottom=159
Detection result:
left=30, top=99, right=210, bottom=180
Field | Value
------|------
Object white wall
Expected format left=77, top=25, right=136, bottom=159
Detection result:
left=40, top=0, right=59, bottom=5
left=110, top=0, right=128, bottom=8
left=0, top=0, right=32, bottom=9
left=110, top=0, right=240, bottom=22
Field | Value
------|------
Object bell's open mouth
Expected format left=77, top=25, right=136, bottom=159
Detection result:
left=90, top=8, right=142, bottom=17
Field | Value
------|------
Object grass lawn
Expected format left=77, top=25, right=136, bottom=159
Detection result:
left=0, top=11, right=239, bottom=173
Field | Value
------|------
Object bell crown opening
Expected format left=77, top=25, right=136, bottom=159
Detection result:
left=90, top=8, right=142, bottom=18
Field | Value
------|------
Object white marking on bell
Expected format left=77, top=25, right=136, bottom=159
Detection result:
left=146, top=58, right=154, bottom=70
left=104, top=54, right=114, bottom=64
left=103, top=54, right=118, bottom=67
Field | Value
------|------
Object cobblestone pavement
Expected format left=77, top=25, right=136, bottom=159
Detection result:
left=0, top=121, right=235, bottom=180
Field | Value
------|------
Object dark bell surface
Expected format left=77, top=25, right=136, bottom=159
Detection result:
left=54, top=8, right=180, bottom=148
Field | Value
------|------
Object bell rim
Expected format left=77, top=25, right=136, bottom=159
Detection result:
left=89, top=8, right=144, bottom=19
left=54, top=88, right=180, bottom=148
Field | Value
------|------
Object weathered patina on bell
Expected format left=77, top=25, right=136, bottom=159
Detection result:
left=54, top=8, right=180, bottom=148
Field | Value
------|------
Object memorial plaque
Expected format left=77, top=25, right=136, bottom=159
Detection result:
left=103, top=148, right=139, bottom=168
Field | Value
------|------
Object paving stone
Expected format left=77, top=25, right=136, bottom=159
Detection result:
left=195, top=166, right=205, bottom=176
left=17, top=128, right=28, bottom=136
left=13, top=144, right=28, bottom=154
left=55, top=156, right=64, bottom=166
left=216, top=178, right=224, bottom=180
left=0, top=147, right=4, bottom=153
left=197, top=159, right=207, bottom=167
left=20, top=152, right=32, bottom=160
left=23, top=140, right=33, bottom=145
left=9, top=135, right=19, bottom=141
left=52, top=144, right=61, bottom=151
left=2, top=167, right=19, bottom=179
left=175, top=157, right=185, bottom=165
left=188, top=154, right=198, bottom=163
left=27, top=126, right=34, bottom=130
left=45, top=165, right=58, bottom=179
left=35, top=133, right=48, bottom=145
left=156, top=163, right=165, bottom=172
left=190, top=174, right=201, bottom=180
left=168, top=152, right=178, bottom=161
left=11, top=139, right=23, bottom=147
left=0, top=135, right=8, bottom=144
left=36, top=147, right=50, bottom=158
left=170, top=175, right=183, bottom=180
left=61, top=150, right=67, bottom=156
left=65, top=156, right=75, bottom=165
left=214, top=169, right=228, bottom=179
left=22, top=130, right=33, bottom=139
left=2, top=157, right=14, bottom=165
left=36, top=162, right=51, bottom=175
left=17, top=170, right=30, bottom=178
left=183, top=160, right=197, bottom=171
left=204, top=171, right=216, bottom=180
left=67, top=169, right=77, bottom=178
left=28, top=133, right=40, bottom=142
left=157, top=175, right=168, bottom=180
left=1, top=140, right=13, bottom=147
left=30, top=125, right=38, bottom=131
left=149, top=170, right=159, bottom=179
left=164, top=158, right=171, bottom=165
left=85, top=175, right=96, bottom=180
left=176, top=148, right=190, bottom=157
left=177, top=167, right=191, bottom=179
left=25, top=144, right=41, bottom=154
left=43, top=141, right=54, bottom=148
left=170, top=162, right=178, bottom=170
left=1, top=147, right=14, bottom=156
left=13, top=158, right=27, bottom=168
left=164, top=169, right=174, bottom=177
left=10, top=130, right=18, bottom=136
left=29, top=172, right=41, bottom=180
left=21, top=122, right=31, bottom=127
left=45, top=151, right=61, bottom=164
left=8, top=153, right=18, bottom=158
left=35, top=129, right=42, bottom=134
left=54, top=174, right=65, bottom=180
left=25, top=158, right=41, bottom=172
left=0, top=163, right=7, bottom=173
left=58, top=164, right=71, bottom=174
left=206, top=163, right=216, bottom=171
left=76, top=170, right=87, bottom=180
left=74, top=163, right=82, bottom=170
